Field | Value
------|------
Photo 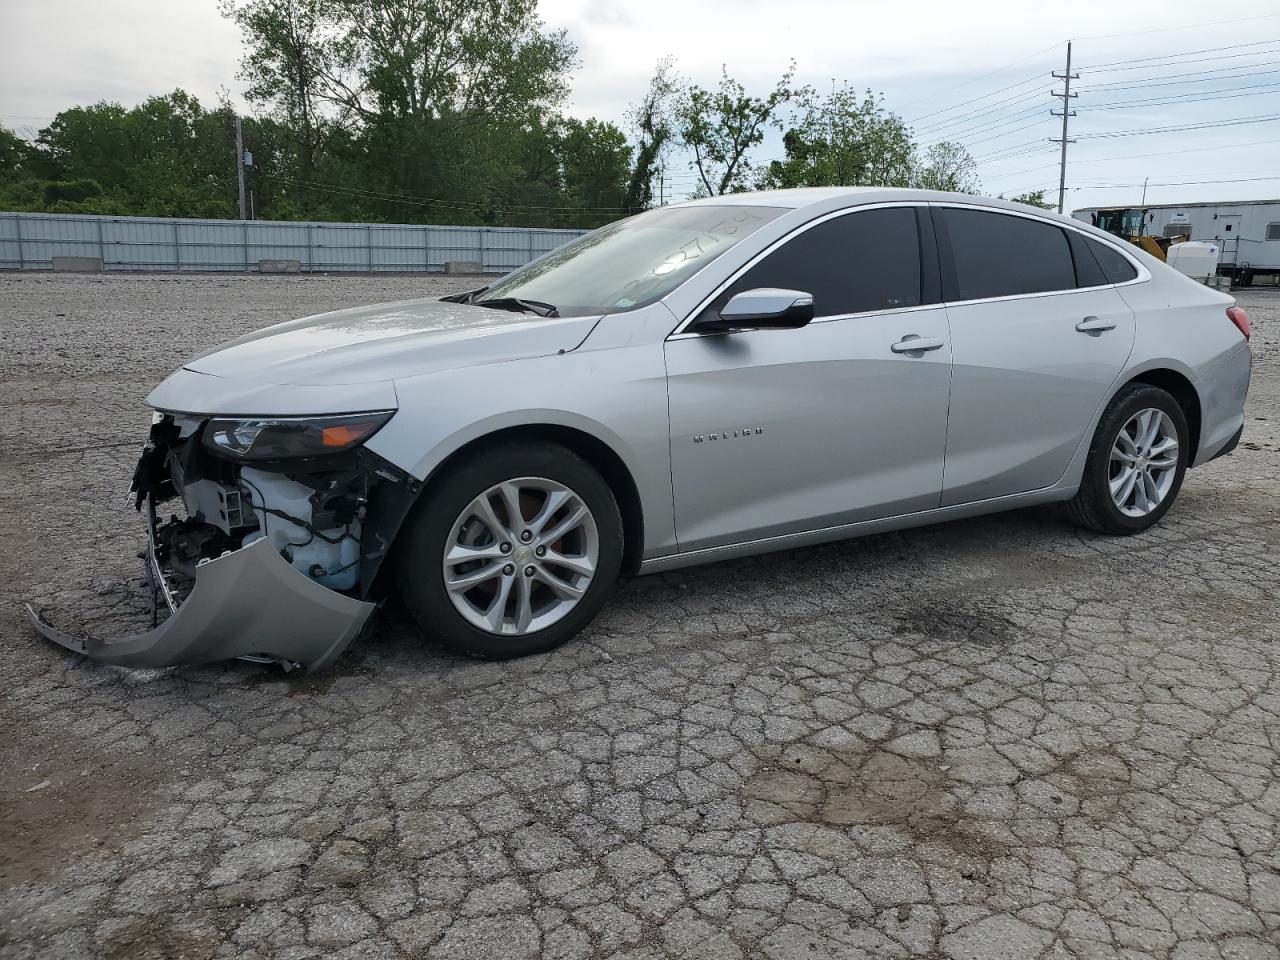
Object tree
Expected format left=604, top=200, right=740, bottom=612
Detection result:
left=623, top=56, right=678, bottom=212
left=222, top=0, right=583, bottom=224
left=913, top=140, right=980, bottom=193
left=220, top=0, right=331, bottom=173
left=556, top=118, right=631, bottom=225
left=26, top=91, right=238, bottom=217
left=0, top=126, right=35, bottom=177
left=1003, top=188, right=1053, bottom=209
left=676, top=64, right=803, bottom=196
left=758, top=87, right=914, bottom=190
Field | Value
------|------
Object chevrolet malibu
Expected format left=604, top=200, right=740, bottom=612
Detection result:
left=30, top=188, right=1252, bottom=672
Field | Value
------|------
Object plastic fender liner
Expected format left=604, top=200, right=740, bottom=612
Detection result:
left=27, top=537, right=374, bottom=673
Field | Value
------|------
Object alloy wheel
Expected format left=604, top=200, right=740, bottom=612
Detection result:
left=442, top=477, right=599, bottom=635
left=1109, top=408, right=1179, bottom=518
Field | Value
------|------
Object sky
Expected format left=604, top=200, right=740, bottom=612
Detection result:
left=2, top=0, right=1278, bottom=214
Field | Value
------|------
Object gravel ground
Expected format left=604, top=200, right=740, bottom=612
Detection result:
left=1, top=272, right=1278, bottom=960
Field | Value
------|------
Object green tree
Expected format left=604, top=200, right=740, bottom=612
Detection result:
left=556, top=118, right=631, bottom=226
left=676, top=63, right=803, bottom=196
left=0, top=126, right=35, bottom=177
left=758, top=87, right=914, bottom=189
left=220, top=0, right=331, bottom=173
left=913, top=140, right=979, bottom=193
left=623, top=56, right=678, bottom=212
left=1002, top=188, right=1053, bottom=209
left=223, top=0, right=583, bottom=224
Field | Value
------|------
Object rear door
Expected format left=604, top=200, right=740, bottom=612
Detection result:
left=935, top=206, right=1137, bottom=506
left=665, top=206, right=954, bottom=552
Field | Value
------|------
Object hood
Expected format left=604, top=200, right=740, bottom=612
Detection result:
left=183, top=297, right=601, bottom=385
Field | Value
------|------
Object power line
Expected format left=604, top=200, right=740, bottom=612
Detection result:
left=1084, top=80, right=1280, bottom=111
left=1071, top=175, right=1280, bottom=190
left=1077, top=37, right=1280, bottom=71
left=915, top=93, right=1050, bottom=140
left=920, top=102, right=1053, bottom=149
left=905, top=72, right=1049, bottom=126
left=1071, top=12, right=1280, bottom=43
left=1085, top=63, right=1280, bottom=92
left=898, top=43, right=1063, bottom=116
left=1075, top=113, right=1280, bottom=140
left=1067, top=137, right=1280, bottom=164
left=266, top=174, right=629, bottom=214
left=1080, top=44, right=1280, bottom=76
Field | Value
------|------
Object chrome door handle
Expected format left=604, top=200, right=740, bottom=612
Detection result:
left=891, top=335, right=945, bottom=354
left=1075, top=316, right=1116, bottom=333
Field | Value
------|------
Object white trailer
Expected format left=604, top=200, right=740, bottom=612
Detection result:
left=1072, top=198, right=1280, bottom=284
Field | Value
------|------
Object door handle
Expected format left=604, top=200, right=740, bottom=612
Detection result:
left=1075, top=316, right=1117, bottom=333
left=891, top=335, right=945, bottom=354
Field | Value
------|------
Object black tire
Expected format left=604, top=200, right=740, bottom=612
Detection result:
left=395, top=440, right=623, bottom=659
left=1067, top=383, right=1189, bottom=535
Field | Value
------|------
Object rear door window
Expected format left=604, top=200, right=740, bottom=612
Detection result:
left=706, top=206, right=923, bottom=321
left=939, top=208, right=1076, bottom=301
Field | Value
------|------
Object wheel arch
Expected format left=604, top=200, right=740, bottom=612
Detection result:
left=1054, top=360, right=1204, bottom=495
left=1118, top=365, right=1202, bottom=462
left=416, top=422, right=646, bottom=577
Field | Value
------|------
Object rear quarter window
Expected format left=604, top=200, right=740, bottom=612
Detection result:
left=1086, top=237, right=1139, bottom=283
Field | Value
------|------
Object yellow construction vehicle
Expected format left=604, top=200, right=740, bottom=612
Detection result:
left=1088, top=208, right=1187, bottom=261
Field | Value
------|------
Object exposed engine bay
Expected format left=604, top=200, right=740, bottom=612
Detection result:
left=138, top=413, right=396, bottom=600
left=28, top=411, right=420, bottom=672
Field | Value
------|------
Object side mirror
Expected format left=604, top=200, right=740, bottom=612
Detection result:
left=695, top=288, right=815, bottom=333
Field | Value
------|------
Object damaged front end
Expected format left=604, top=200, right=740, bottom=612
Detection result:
left=28, top=411, right=421, bottom=672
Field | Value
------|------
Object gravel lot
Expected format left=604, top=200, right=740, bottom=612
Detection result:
left=2, top=272, right=1278, bottom=960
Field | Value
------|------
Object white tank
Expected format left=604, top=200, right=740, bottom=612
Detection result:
left=238, top=467, right=361, bottom=591
left=1165, top=241, right=1220, bottom=282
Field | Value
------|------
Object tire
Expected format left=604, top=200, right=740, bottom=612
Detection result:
left=1067, top=383, right=1189, bottom=535
left=395, top=440, right=623, bottom=659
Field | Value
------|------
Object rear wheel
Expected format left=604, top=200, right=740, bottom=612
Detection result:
left=1067, top=383, right=1189, bottom=534
left=395, top=441, right=623, bottom=659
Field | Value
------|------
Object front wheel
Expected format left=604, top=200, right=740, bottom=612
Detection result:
left=1067, top=383, right=1189, bottom=534
left=395, top=441, right=623, bottom=659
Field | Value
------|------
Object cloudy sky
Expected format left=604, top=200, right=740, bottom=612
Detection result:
left=2, top=0, right=1278, bottom=212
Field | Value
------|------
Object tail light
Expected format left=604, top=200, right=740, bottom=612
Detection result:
left=1226, top=306, right=1250, bottom=341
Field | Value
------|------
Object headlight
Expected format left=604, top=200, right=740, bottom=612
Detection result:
left=202, top=411, right=394, bottom=461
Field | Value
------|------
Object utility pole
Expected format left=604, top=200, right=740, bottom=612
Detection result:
left=235, top=115, right=246, bottom=220
left=1141, top=176, right=1149, bottom=206
left=1050, top=42, right=1078, bottom=215
left=658, top=163, right=665, bottom=207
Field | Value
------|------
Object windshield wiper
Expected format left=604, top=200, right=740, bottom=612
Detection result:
left=440, top=286, right=488, bottom=305
left=474, top=297, right=559, bottom=318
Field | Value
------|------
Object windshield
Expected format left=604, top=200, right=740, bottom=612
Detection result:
left=474, top=205, right=787, bottom=317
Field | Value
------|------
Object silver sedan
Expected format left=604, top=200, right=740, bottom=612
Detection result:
left=31, top=188, right=1253, bottom=670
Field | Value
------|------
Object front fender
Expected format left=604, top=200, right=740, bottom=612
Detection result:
left=365, top=342, right=677, bottom=559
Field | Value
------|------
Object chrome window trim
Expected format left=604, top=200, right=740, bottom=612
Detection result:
left=668, top=201, right=931, bottom=339
left=927, top=201, right=1151, bottom=306
left=668, top=199, right=1150, bottom=339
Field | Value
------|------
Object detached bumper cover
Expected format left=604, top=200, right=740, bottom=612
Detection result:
left=27, top=536, right=375, bottom=673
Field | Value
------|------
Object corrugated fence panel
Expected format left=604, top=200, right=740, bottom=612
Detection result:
left=0, top=212, right=586, bottom=273
left=0, top=212, right=21, bottom=268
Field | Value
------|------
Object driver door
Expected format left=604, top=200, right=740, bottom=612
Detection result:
left=665, top=206, right=954, bottom=553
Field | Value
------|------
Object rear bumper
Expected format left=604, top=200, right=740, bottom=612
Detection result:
left=1193, top=342, right=1252, bottom=467
left=28, top=514, right=375, bottom=673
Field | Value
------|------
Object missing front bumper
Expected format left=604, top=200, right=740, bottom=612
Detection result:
left=27, top=533, right=375, bottom=673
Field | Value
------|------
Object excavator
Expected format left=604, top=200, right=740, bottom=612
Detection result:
left=1088, top=208, right=1187, bottom=261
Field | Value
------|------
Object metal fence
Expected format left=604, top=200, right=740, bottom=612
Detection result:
left=0, top=211, right=587, bottom=274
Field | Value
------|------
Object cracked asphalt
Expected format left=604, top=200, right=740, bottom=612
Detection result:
left=2, top=272, right=1279, bottom=960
